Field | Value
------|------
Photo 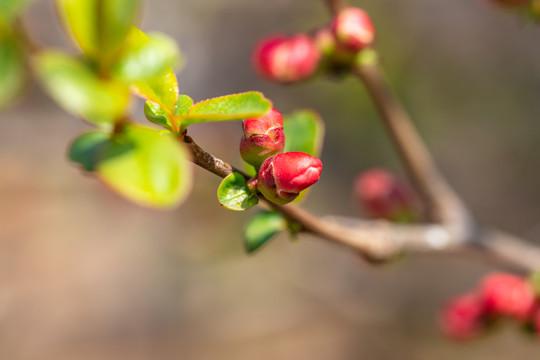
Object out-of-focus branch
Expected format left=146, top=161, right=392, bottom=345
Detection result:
left=182, top=135, right=540, bottom=273
left=353, top=62, right=469, bottom=225
left=325, top=0, right=344, bottom=15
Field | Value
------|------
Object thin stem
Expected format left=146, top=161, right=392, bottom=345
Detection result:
left=181, top=134, right=540, bottom=272
left=353, top=61, right=470, bottom=226
left=325, top=0, right=345, bottom=15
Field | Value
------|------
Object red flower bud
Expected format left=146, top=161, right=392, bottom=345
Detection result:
left=240, top=108, right=285, bottom=169
left=257, top=152, right=322, bottom=205
left=440, top=292, right=486, bottom=341
left=331, top=7, right=375, bottom=52
left=354, top=169, right=416, bottom=222
left=479, top=272, right=537, bottom=321
left=252, top=34, right=321, bottom=83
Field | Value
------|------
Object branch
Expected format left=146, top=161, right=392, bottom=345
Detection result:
left=181, top=133, right=540, bottom=272
left=324, top=0, right=344, bottom=15
left=353, top=63, right=468, bottom=224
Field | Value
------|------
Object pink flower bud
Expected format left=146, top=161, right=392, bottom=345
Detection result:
left=440, top=292, right=486, bottom=341
left=240, top=108, right=285, bottom=169
left=257, top=152, right=322, bottom=205
left=354, top=169, right=416, bottom=222
left=331, top=7, right=375, bottom=52
left=479, top=272, right=537, bottom=321
left=252, top=34, right=321, bottom=83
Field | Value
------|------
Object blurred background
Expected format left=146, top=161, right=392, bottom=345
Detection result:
left=2, top=0, right=540, bottom=358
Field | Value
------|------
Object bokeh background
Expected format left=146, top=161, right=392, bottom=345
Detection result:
left=2, top=0, right=540, bottom=358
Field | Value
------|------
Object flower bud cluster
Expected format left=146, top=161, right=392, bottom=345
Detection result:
left=252, top=7, right=375, bottom=83
left=240, top=109, right=322, bottom=205
left=354, top=168, right=418, bottom=222
left=440, top=272, right=540, bottom=341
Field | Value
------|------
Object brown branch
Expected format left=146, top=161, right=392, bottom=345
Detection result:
left=181, top=134, right=540, bottom=272
left=353, top=63, right=469, bottom=224
left=325, top=0, right=345, bottom=15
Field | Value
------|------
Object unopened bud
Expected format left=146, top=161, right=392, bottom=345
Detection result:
left=440, top=292, right=486, bottom=341
left=252, top=34, right=321, bottom=83
left=257, top=152, right=322, bottom=205
left=354, top=168, right=416, bottom=222
left=480, top=272, right=537, bottom=321
left=331, top=7, right=375, bottom=52
left=240, top=108, right=285, bottom=169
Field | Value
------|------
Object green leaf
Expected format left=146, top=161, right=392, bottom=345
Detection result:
left=244, top=211, right=286, bottom=253
left=68, top=131, right=110, bottom=171
left=34, top=51, right=130, bottom=126
left=217, top=172, right=258, bottom=211
left=144, top=100, right=171, bottom=129
left=0, top=0, right=34, bottom=23
left=283, top=110, right=325, bottom=157
left=0, top=32, right=26, bottom=109
left=181, top=92, right=271, bottom=128
left=113, top=30, right=181, bottom=82
left=175, top=94, right=194, bottom=116
left=143, top=95, right=193, bottom=130
left=126, top=27, right=179, bottom=112
left=97, top=125, right=192, bottom=209
left=56, top=0, right=139, bottom=60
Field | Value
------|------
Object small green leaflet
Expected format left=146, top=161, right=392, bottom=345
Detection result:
left=283, top=110, right=324, bottom=157
left=56, top=0, right=139, bottom=61
left=0, top=31, right=26, bottom=109
left=34, top=51, right=130, bottom=126
left=217, top=172, right=258, bottom=211
left=244, top=211, right=286, bottom=254
left=68, top=131, right=110, bottom=171
left=69, top=125, right=193, bottom=209
left=282, top=110, right=325, bottom=203
left=144, top=92, right=271, bottom=131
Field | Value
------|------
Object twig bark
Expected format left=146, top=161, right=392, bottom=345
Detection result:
left=182, top=134, right=540, bottom=272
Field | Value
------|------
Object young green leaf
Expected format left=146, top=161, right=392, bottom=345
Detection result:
left=68, top=131, right=111, bottom=171
left=217, top=172, right=258, bottom=211
left=125, top=27, right=180, bottom=113
left=143, top=94, right=193, bottom=130
left=283, top=110, right=325, bottom=157
left=0, top=0, right=34, bottom=23
left=97, top=125, right=192, bottom=209
left=0, top=32, right=26, bottom=109
left=113, top=31, right=182, bottom=82
left=56, top=0, right=139, bottom=60
left=175, top=94, right=194, bottom=116
left=144, top=100, right=172, bottom=129
left=181, top=92, right=271, bottom=128
left=244, top=211, right=286, bottom=253
left=34, top=51, right=130, bottom=126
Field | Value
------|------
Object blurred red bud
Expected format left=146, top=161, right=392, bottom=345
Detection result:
left=252, top=34, right=321, bottom=83
left=480, top=272, right=537, bottom=321
left=440, top=292, right=486, bottom=341
left=257, top=152, right=322, bottom=205
left=240, top=108, right=285, bottom=169
left=331, top=7, right=375, bottom=52
left=354, top=168, right=416, bottom=222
